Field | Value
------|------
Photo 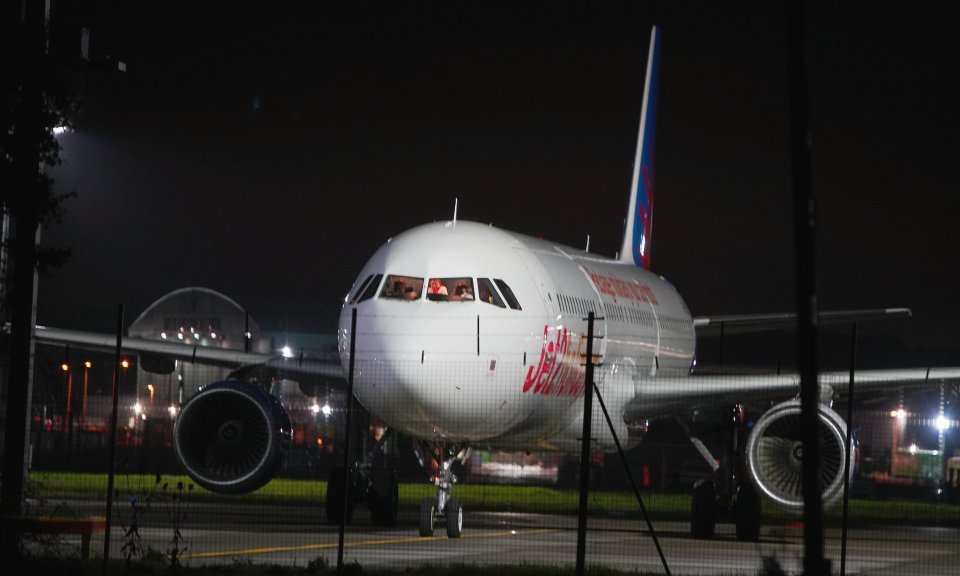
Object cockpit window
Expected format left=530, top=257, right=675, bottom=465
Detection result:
left=353, top=273, right=383, bottom=303
left=349, top=274, right=373, bottom=303
left=477, top=278, right=505, bottom=308
left=494, top=279, right=522, bottom=310
left=379, top=275, right=423, bottom=300
left=427, top=277, right=475, bottom=301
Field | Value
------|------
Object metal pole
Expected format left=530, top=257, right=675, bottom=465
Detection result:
left=337, top=308, right=358, bottom=573
left=786, top=3, right=828, bottom=572
left=592, top=383, right=671, bottom=575
left=0, top=0, right=44, bottom=522
left=102, top=304, right=124, bottom=573
left=575, top=313, right=596, bottom=576
left=66, top=364, right=73, bottom=464
left=840, top=322, right=857, bottom=576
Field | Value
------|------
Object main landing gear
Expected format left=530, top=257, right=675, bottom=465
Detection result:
left=686, top=405, right=762, bottom=541
left=415, top=441, right=468, bottom=538
left=325, top=425, right=400, bottom=527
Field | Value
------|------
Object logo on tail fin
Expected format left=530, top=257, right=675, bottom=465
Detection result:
left=620, top=26, right=660, bottom=270
left=634, top=168, right=654, bottom=269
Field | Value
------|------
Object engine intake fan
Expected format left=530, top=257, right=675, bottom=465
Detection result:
left=745, top=399, right=853, bottom=511
left=174, top=380, right=292, bottom=494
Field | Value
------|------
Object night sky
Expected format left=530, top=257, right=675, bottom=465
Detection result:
left=40, top=2, right=960, bottom=365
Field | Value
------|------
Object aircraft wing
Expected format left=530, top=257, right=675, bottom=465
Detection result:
left=624, top=367, right=960, bottom=422
left=692, top=307, right=912, bottom=333
left=33, top=325, right=345, bottom=380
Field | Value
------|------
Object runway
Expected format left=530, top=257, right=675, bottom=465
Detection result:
left=51, top=504, right=960, bottom=575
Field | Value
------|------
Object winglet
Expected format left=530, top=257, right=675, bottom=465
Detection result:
left=619, top=26, right=661, bottom=269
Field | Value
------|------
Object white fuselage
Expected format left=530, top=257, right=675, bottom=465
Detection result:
left=338, top=221, right=695, bottom=453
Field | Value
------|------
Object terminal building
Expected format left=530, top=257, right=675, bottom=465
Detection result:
left=29, top=287, right=346, bottom=475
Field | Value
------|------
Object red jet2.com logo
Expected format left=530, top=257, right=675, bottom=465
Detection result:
left=523, top=326, right=586, bottom=398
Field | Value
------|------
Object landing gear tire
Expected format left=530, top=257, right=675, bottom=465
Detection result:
left=735, top=482, right=761, bottom=542
left=445, top=497, right=463, bottom=538
left=418, top=497, right=435, bottom=537
left=691, top=479, right=717, bottom=539
left=326, top=467, right=354, bottom=525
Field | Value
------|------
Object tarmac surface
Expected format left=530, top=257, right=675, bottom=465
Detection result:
left=28, top=501, right=960, bottom=575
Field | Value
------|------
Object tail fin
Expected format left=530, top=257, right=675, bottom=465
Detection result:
left=619, top=26, right=661, bottom=269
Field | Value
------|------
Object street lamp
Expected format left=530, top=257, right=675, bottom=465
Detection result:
left=82, top=361, right=91, bottom=423
left=890, top=407, right=907, bottom=478
left=61, top=362, right=72, bottom=434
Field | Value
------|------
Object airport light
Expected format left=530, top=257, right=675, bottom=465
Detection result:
left=133, top=401, right=143, bottom=415
left=936, top=415, right=951, bottom=432
left=322, top=403, right=333, bottom=417
left=168, top=404, right=178, bottom=419
left=311, top=402, right=321, bottom=415
left=281, top=346, right=294, bottom=359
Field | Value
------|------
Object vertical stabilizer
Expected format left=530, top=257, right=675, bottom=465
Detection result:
left=619, top=26, right=661, bottom=269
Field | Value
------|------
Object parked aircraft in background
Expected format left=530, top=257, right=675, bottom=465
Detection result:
left=35, top=26, right=960, bottom=540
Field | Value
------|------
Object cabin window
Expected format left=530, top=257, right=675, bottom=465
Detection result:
left=379, top=275, right=423, bottom=300
left=427, top=277, right=475, bottom=301
left=494, top=279, right=522, bottom=310
left=354, top=274, right=383, bottom=303
left=477, top=278, right=505, bottom=308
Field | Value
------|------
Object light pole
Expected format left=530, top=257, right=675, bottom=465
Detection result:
left=61, top=362, right=73, bottom=462
left=82, top=361, right=91, bottom=423
left=890, top=407, right=906, bottom=478
left=61, top=362, right=72, bottom=433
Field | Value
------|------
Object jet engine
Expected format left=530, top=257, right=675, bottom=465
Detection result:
left=174, top=380, right=292, bottom=494
left=744, top=399, right=853, bottom=511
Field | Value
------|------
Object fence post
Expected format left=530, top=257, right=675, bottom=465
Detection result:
left=840, top=322, right=857, bottom=576
left=337, top=307, right=357, bottom=573
left=575, top=312, right=596, bottom=576
left=102, top=303, right=124, bottom=573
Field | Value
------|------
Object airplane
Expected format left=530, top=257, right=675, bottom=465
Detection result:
left=34, top=26, right=960, bottom=541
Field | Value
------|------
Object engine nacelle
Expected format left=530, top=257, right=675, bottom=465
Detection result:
left=174, top=380, right=292, bottom=494
left=745, top=399, right=854, bottom=511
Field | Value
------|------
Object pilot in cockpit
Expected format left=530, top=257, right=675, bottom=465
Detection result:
left=455, top=283, right=473, bottom=300
left=428, top=278, right=448, bottom=296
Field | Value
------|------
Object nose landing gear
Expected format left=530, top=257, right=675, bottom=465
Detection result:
left=415, top=441, right=469, bottom=538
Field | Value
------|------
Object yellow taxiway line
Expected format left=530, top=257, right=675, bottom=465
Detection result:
left=180, top=528, right=559, bottom=560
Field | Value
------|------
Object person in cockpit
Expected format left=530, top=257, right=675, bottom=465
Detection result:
left=428, top=278, right=448, bottom=296
left=455, top=283, right=473, bottom=300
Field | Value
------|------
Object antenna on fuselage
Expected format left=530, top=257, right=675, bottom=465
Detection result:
left=446, top=198, right=458, bottom=228
left=585, top=235, right=591, bottom=253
